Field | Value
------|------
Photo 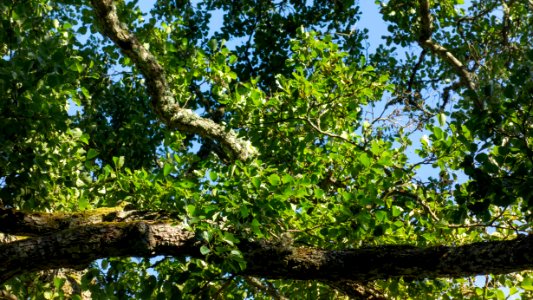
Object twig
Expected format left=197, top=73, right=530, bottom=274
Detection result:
left=383, top=189, right=440, bottom=222
left=213, top=275, right=236, bottom=299
left=244, top=276, right=287, bottom=300
left=300, top=116, right=363, bottom=150
left=447, top=207, right=520, bottom=233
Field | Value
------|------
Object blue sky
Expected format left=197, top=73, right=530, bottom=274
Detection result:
left=136, top=1, right=389, bottom=51
left=128, top=1, right=441, bottom=182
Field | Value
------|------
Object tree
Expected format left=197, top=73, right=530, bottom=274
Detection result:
left=0, top=0, right=532, bottom=298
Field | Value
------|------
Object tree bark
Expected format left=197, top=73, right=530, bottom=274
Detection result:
left=90, top=0, right=257, bottom=161
left=1, top=208, right=531, bottom=284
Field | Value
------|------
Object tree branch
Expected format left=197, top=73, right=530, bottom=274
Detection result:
left=0, top=220, right=197, bottom=283
left=240, top=236, right=533, bottom=281
left=327, top=280, right=387, bottom=299
left=1, top=209, right=532, bottom=285
left=417, top=0, right=482, bottom=109
left=244, top=277, right=288, bottom=300
left=0, top=206, right=177, bottom=236
left=89, top=0, right=257, bottom=161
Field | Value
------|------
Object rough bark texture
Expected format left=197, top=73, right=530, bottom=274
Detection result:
left=90, top=0, right=257, bottom=161
left=0, top=218, right=197, bottom=283
left=1, top=208, right=531, bottom=285
left=240, top=236, right=533, bottom=281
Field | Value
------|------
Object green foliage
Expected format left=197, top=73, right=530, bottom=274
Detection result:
left=1, top=0, right=532, bottom=298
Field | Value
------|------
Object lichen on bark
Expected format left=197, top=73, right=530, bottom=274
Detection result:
left=89, top=0, right=257, bottom=161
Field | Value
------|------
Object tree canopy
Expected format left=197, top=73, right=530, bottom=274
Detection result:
left=1, top=0, right=532, bottom=298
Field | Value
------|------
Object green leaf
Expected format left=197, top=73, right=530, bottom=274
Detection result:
left=250, top=90, right=262, bottom=105
left=359, top=153, right=371, bottom=167
left=268, top=174, right=281, bottom=186
left=438, top=112, right=446, bottom=126
left=475, top=287, right=483, bottom=296
left=208, top=39, right=218, bottom=51
left=375, top=210, right=388, bottom=222
left=522, top=277, right=533, bottom=290
left=86, top=148, right=99, bottom=160
left=113, top=156, right=125, bottom=169
left=230, top=249, right=243, bottom=257
left=240, top=205, right=249, bottom=218
left=251, top=177, right=261, bottom=188
left=432, top=127, right=443, bottom=140
left=282, top=174, right=293, bottom=184
left=186, top=205, right=196, bottom=216
left=222, top=232, right=238, bottom=246
left=201, top=231, right=212, bottom=242
left=78, top=197, right=90, bottom=210
left=79, top=133, right=90, bottom=145
left=392, top=206, right=403, bottom=217
left=54, top=277, right=65, bottom=289
left=251, top=218, right=263, bottom=237
left=200, top=245, right=211, bottom=255
left=163, top=163, right=173, bottom=177
left=495, top=289, right=505, bottom=300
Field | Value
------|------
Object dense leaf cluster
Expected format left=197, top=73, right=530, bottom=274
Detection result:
left=0, top=0, right=532, bottom=299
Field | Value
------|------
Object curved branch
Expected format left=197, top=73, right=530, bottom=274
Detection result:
left=417, top=0, right=482, bottom=109
left=90, top=0, right=257, bottom=161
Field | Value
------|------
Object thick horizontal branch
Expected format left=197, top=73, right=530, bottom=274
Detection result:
left=240, top=235, right=533, bottom=281
left=89, top=0, right=257, bottom=161
left=0, top=220, right=197, bottom=283
left=0, top=206, right=176, bottom=236
left=1, top=209, right=532, bottom=285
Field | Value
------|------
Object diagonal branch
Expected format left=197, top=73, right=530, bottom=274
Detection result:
left=417, top=0, right=482, bottom=109
left=244, top=277, right=288, bottom=300
left=90, top=0, right=257, bottom=161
